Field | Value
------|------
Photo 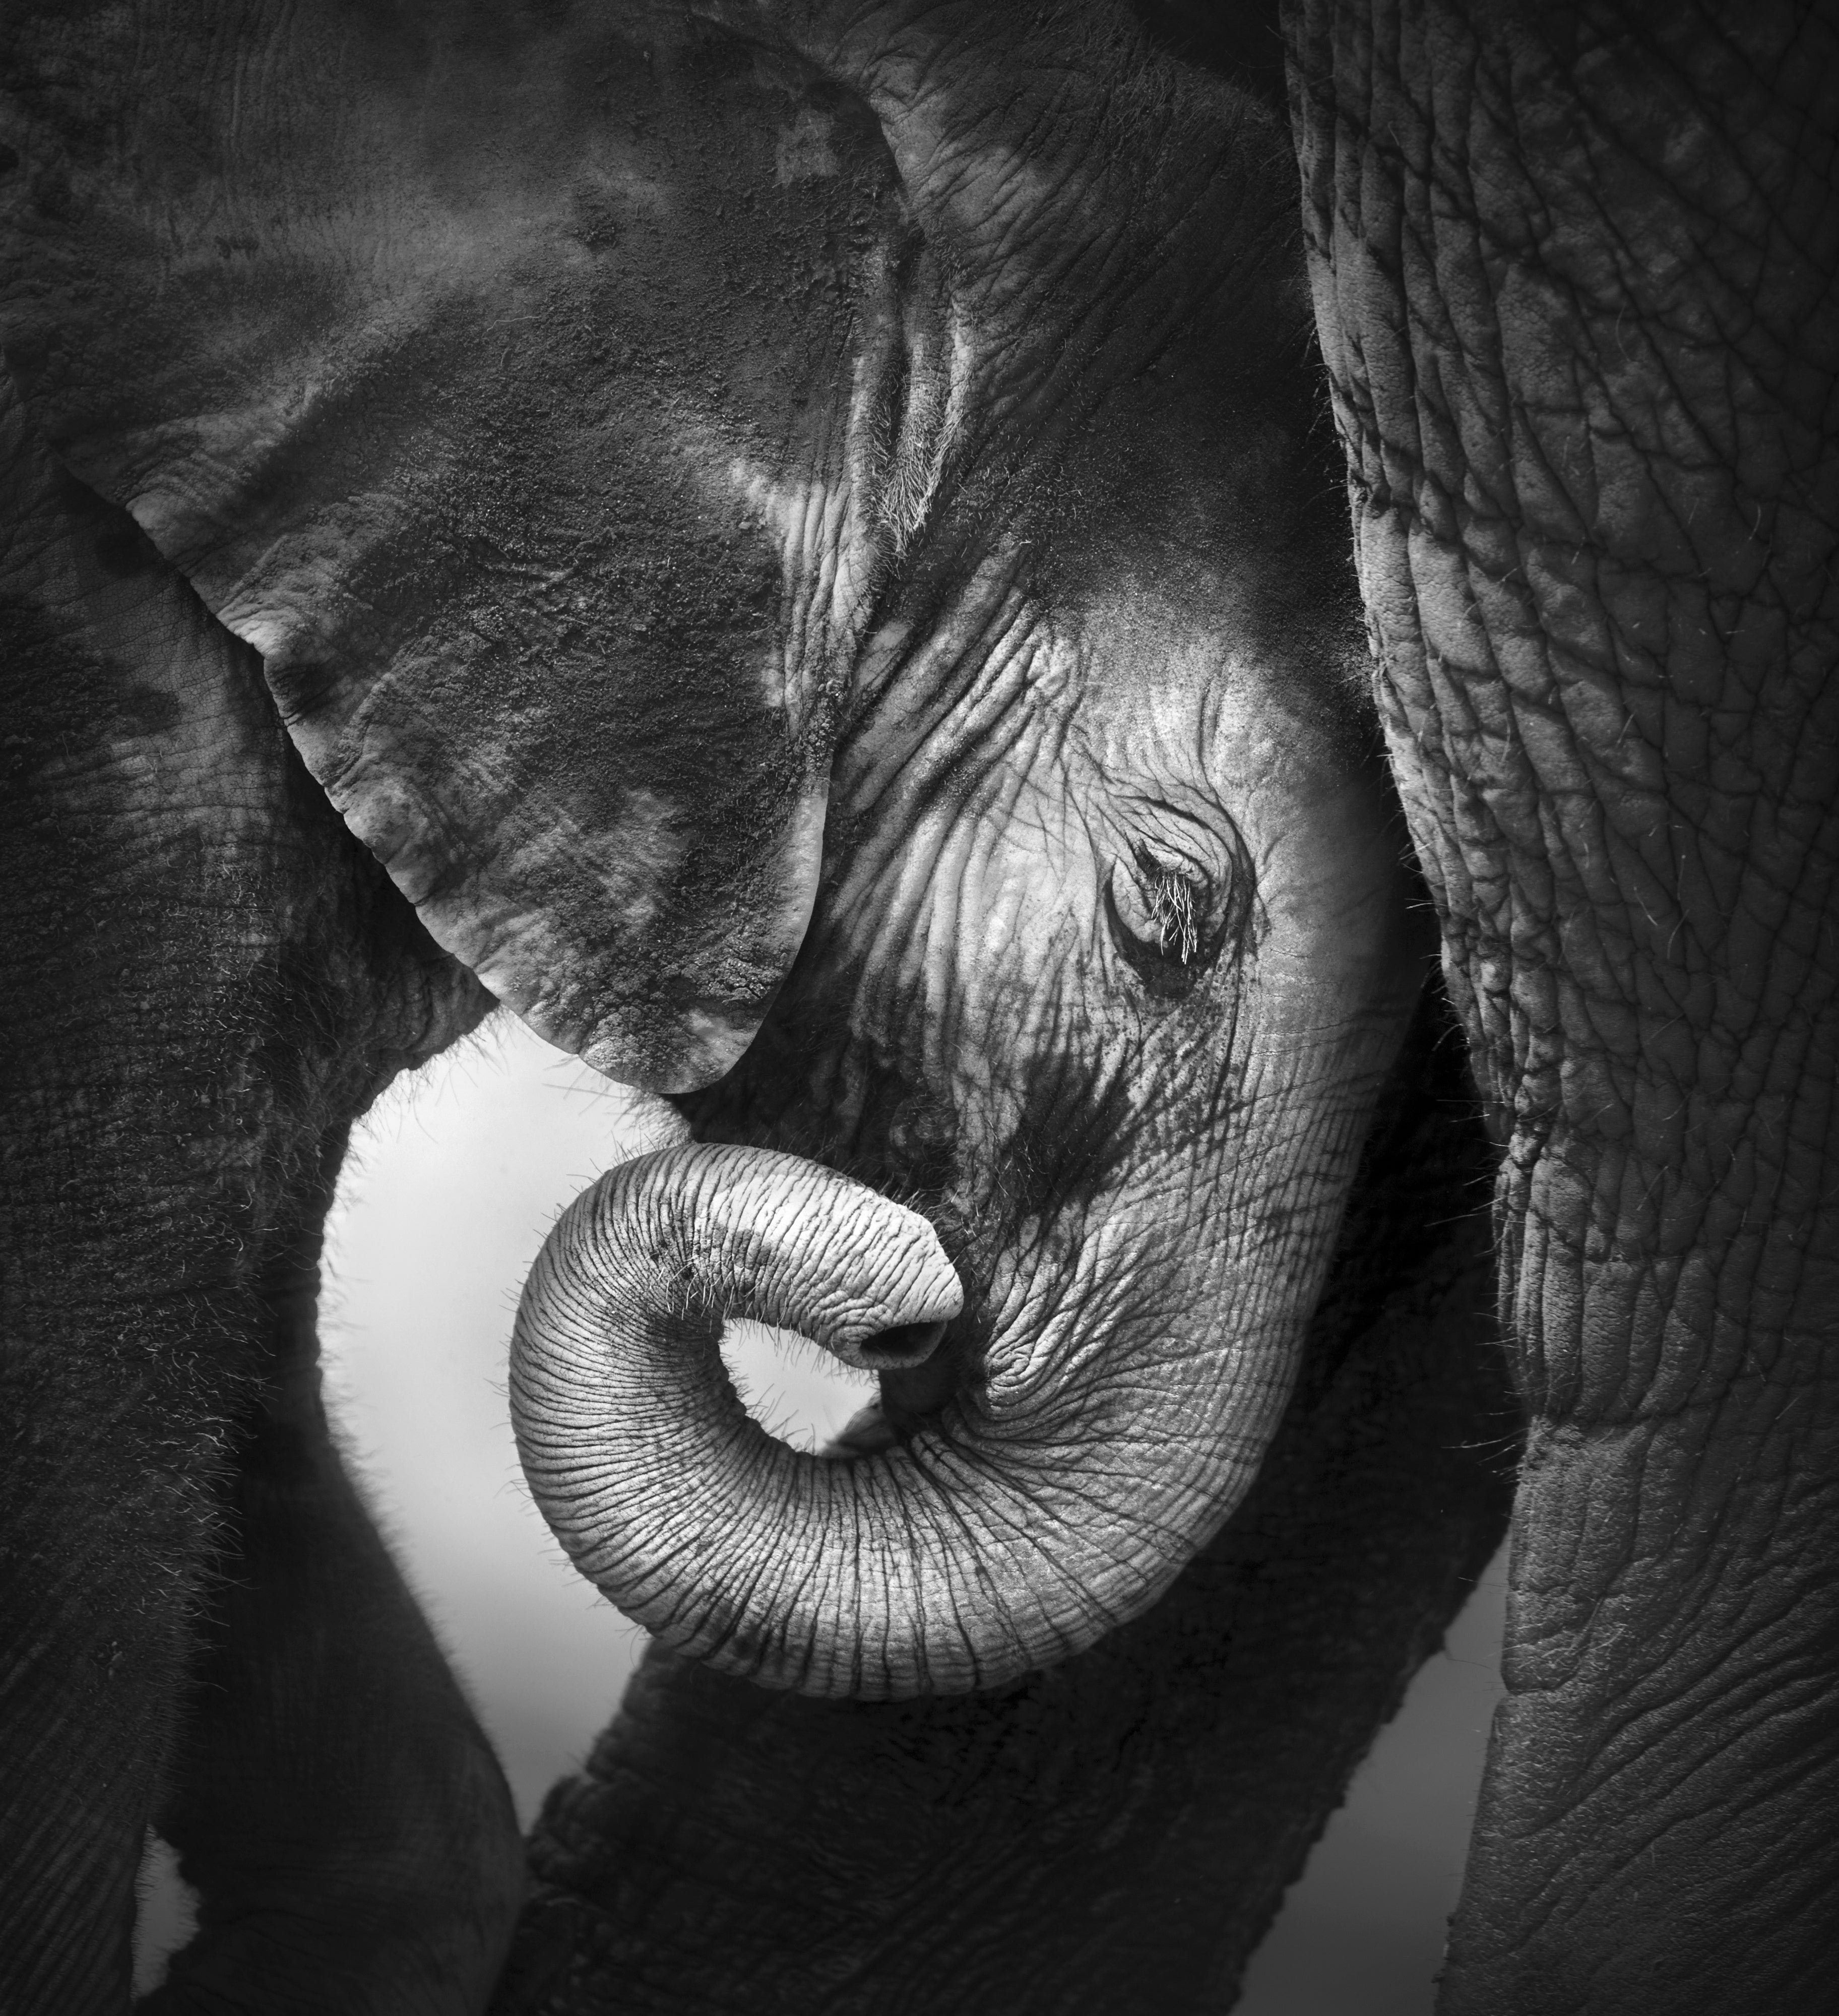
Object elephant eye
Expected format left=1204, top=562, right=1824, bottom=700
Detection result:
left=1104, top=847, right=1224, bottom=998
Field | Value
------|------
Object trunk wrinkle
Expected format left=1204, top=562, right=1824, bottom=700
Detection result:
left=509, top=1142, right=1295, bottom=1698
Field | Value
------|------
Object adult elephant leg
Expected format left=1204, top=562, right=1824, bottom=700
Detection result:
left=1289, top=1, right=1839, bottom=2006
left=0, top=379, right=516, bottom=2010
left=491, top=983, right=1517, bottom=2016
left=140, top=1199, right=524, bottom=2015
left=1, top=371, right=259, bottom=2012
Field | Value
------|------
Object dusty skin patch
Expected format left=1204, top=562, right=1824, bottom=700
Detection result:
left=776, top=107, right=840, bottom=183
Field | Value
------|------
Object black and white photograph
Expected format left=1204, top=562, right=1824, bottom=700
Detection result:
left=3, top=2, right=1834, bottom=2009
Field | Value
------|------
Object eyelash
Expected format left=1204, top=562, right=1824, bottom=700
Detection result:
left=1141, top=870, right=1200, bottom=965
left=1104, top=848, right=1225, bottom=999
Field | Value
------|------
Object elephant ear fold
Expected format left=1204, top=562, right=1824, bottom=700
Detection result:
left=0, top=6, right=899, bottom=1091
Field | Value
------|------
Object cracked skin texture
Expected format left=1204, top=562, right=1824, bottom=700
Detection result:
left=1290, top=0, right=1839, bottom=2007
left=16, top=0, right=1827, bottom=2008
left=0, top=375, right=521, bottom=2010
left=1, top=0, right=910, bottom=1092
left=493, top=980, right=1516, bottom=2016
left=2, top=3, right=1513, bottom=2008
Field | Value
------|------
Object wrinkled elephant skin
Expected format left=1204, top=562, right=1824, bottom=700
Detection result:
left=2, top=1, right=1831, bottom=2013
left=1289, top=0, right=1839, bottom=2006
left=1, top=3, right=1472, bottom=2007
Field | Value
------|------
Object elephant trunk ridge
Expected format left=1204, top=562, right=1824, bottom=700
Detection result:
left=510, top=1142, right=1227, bottom=1698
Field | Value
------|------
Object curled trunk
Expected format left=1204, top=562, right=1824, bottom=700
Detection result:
left=510, top=1143, right=1291, bottom=1698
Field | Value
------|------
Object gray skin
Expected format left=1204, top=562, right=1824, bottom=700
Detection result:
left=1287, top=1, right=1839, bottom=2007
left=500, top=7, right=1839, bottom=2007
left=10, top=1, right=1827, bottom=2013
left=0, top=3, right=1512, bottom=2011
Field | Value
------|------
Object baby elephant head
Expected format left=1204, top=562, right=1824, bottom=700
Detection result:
left=500, top=10, right=1429, bottom=1694
left=2, top=0, right=1427, bottom=1698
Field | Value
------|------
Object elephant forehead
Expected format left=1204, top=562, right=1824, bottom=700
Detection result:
left=1062, top=596, right=1359, bottom=807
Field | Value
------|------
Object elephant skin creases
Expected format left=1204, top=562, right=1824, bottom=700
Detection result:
left=0, top=374, right=522, bottom=2009
left=1291, top=0, right=1839, bottom=2004
left=494, top=978, right=1517, bottom=2016
left=513, top=1141, right=1310, bottom=1700
left=0, top=0, right=1655, bottom=2008
left=0, top=0, right=930, bottom=1094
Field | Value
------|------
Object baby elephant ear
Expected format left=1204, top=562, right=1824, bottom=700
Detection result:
left=0, top=4, right=898, bottom=1089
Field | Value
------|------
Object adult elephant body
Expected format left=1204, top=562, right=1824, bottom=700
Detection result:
left=1290, top=2, right=1839, bottom=2004
left=0, top=2, right=1829, bottom=2013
